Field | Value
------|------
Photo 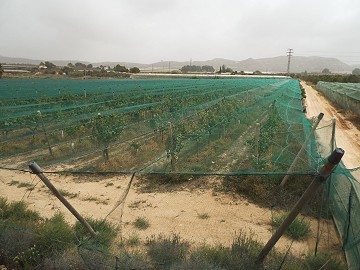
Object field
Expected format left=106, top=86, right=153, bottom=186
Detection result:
left=316, top=81, right=360, bottom=117
left=0, top=78, right=319, bottom=174
left=0, top=78, right=349, bottom=269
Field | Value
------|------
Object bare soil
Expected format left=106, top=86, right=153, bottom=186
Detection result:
left=2, top=81, right=356, bottom=259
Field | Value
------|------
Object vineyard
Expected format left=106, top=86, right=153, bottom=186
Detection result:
left=2, top=78, right=358, bottom=269
left=0, top=78, right=322, bottom=174
left=316, top=81, right=360, bottom=117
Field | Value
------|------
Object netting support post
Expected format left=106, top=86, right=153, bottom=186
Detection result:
left=255, top=123, right=260, bottom=165
left=331, top=118, right=336, bottom=152
left=28, top=161, right=97, bottom=238
left=280, top=112, right=324, bottom=187
left=38, top=110, right=53, bottom=157
left=344, top=187, right=353, bottom=248
left=168, top=122, right=176, bottom=171
left=256, top=148, right=344, bottom=266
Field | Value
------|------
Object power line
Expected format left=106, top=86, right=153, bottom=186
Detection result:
left=287, top=49, right=293, bottom=75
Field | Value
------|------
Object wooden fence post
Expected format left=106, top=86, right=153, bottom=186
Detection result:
left=28, top=162, right=97, bottom=238
left=256, top=148, right=344, bottom=265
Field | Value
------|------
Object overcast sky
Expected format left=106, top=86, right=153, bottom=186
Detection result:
left=0, top=0, right=359, bottom=64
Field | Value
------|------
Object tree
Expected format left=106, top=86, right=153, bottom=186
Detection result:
left=129, top=67, right=140, bottom=73
left=86, top=64, right=93, bottom=69
left=75, top=62, right=87, bottom=69
left=322, top=68, right=331, bottom=74
left=61, top=66, right=73, bottom=75
left=114, top=64, right=129, bottom=72
left=0, top=64, right=3, bottom=78
left=91, top=114, right=124, bottom=162
left=44, top=61, right=56, bottom=69
left=67, top=63, right=74, bottom=67
left=201, top=65, right=215, bottom=73
left=352, top=68, right=360, bottom=75
left=180, top=65, right=202, bottom=73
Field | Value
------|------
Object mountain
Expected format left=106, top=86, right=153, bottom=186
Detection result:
left=0, top=55, right=354, bottom=73
left=134, top=56, right=353, bottom=73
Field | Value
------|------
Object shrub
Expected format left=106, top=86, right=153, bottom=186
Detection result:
left=147, top=234, right=189, bottom=267
left=271, top=212, right=311, bottom=240
left=133, top=216, right=150, bottom=230
left=74, top=217, right=117, bottom=249
left=126, top=233, right=141, bottom=246
left=35, top=213, right=75, bottom=256
left=0, top=199, right=40, bottom=222
left=303, top=252, right=345, bottom=270
left=189, top=231, right=262, bottom=269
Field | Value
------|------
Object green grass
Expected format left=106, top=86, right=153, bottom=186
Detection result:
left=271, top=212, right=311, bottom=240
left=133, top=216, right=150, bottom=230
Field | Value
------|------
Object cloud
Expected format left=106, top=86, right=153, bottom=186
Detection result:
left=0, top=0, right=359, bottom=64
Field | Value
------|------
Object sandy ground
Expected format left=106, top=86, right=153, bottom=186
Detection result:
left=1, top=81, right=355, bottom=260
left=0, top=167, right=341, bottom=258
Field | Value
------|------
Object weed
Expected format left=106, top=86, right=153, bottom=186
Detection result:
left=17, top=182, right=35, bottom=190
left=188, top=231, right=263, bottom=269
left=83, top=196, right=108, bottom=205
left=133, top=217, right=150, bottom=230
left=271, top=212, right=311, bottom=240
left=197, top=212, right=210, bottom=219
left=8, top=180, right=20, bottom=186
left=129, top=200, right=147, bottom=209
left=126, top=233, right=141, bottom=246
left=35, top=213, right=75, bottom=256
left=303, top=252, right=345, bottom=270
left=58, top=189, right=78, bottom=199
left=147, top=234, right=189, bottom=267
left=13, top=244, right=42, bottom=269
left=105, top=182, right=114, bottom=187
left=74, top=217, right=117, bottom=249
left=7, top=180, right=35, bottom=190
left=2, top=200, right=40, bottom=222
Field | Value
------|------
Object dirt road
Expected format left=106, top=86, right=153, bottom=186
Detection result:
left=302, top=81, right=360, bottom=173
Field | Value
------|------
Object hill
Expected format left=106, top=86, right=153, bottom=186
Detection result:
left=0, top=55, right=355, bottom=73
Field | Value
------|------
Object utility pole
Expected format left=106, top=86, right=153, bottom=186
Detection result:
left=287, top=48, right=293, bottom=76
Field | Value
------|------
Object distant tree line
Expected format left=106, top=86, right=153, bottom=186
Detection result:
left=297, top=72, right=360, bottom=84
left=180, top=65, right=215, bottom=73
left=218, top=64, right=233, bottom=73
left=32, top=61, right=141, bottom=78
